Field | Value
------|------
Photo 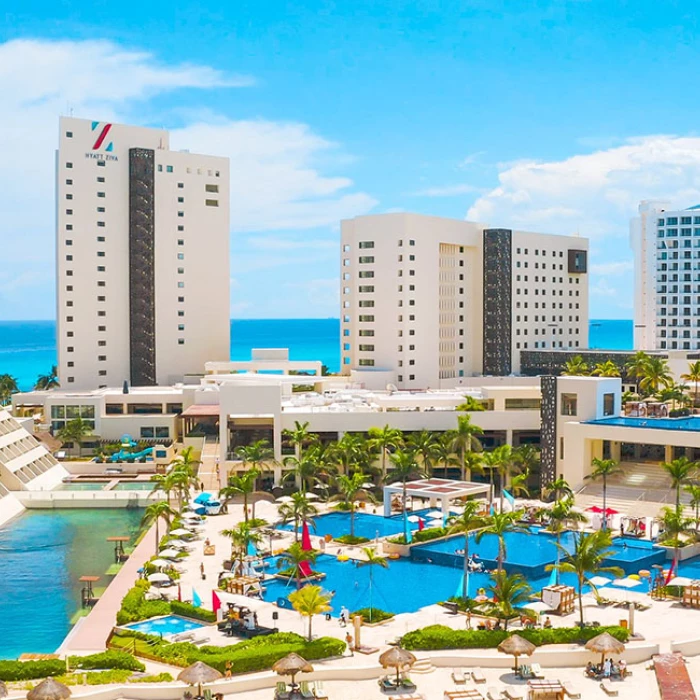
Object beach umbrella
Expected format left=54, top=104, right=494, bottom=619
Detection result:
left=426, top=510, right=443, bottom=519
left=613, top=577, right=642, bottom=588
left=272, top=653, right=314, bottom=686
left=181, top=511, right=201, bottom=519
left=177, top=661, right=222, bottom=697
left=159, top=548, right=180, bottom=559
left=305, top=492, right=320, bottom=500
left=194, top=492, right=212, bottom=504
left=497, top=634, right=536, bottom=674
left=523, top=601, right=550, bottom=615
left=27, top=678, right=71, bottom=700
left=0, top=681, right=7, bottom=699
left=585, top=632, right=625, bottom=666
left=170, top=528, right=192, bottom=537
left=167, top=539, right=189, bottom=548
left=407, top=515, right=422, bottom=523
left=378, top=647, right=416, bottom=685
left=147, top=572, right=171, bottom=583
left=150, top=558, right=170, bottom=568
left=589, top=576, right=612, bottom=587
left=667, top=576, right=694, bottom=587
left=276, top=496, right=294, bottom=503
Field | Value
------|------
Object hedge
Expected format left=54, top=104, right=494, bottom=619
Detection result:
left=0, top=651, right=145, bottom=681
left=69, top=650, right=145, bottom=672
left=170, top=601, right=216, bottom=622
left=401, top=624, right=630, bottom=651
left=352, top=608, right=394, bottom=622
left=388, top=527, right=447, bottom=545
left=335, top=534, right=370, bottom=545
left=111, top=630, right=345, bottom=675
left=116, top=581, right=170, bottom=625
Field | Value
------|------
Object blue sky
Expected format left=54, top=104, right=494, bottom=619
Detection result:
left=3, top=0, right=700, bottom=320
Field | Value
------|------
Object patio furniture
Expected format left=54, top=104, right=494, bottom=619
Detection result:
left=299, top=681, right=314, bottom=699
left=443, top=691, right=485, bottom=699
left=561, top=681, right=580, bottom=699
left=452, top=668, right=467, bottom=684
left=502, top=687, right=524, bottom=700
left=472, top=668, right=487, bottom=684
left=379, top=677, right=399, bottom=691
left=527, top=680, right=564, bottom=700
left=274, top=682, right=290, bottom=700
left=530, top=663, right=545, bottom=679
left=600, top=680, right=618, bottom=697
left=486, top=688, right=502, bottom=700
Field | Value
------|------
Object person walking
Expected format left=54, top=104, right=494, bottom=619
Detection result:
left=345, top=631, right=354, bottom=656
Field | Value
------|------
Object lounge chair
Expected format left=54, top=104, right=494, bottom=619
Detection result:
left=275, top=682, right=290, bottom=700
left=530, top=663, right=545, bottom=679
left=562, top=681, right=581, bottom=698
left=503, top=687, right=524, bottom=700
left=472, top=667, right=486, bottom=683
left=486, top=687, right=503, bottom=700
left=313, top=681, right=328, bottom=700
left=379, top=677, right=398, bottom=691
left=600, top=680, right=619, bottom=697
left=452, top=668, right=467, bottom=684
left=299, top=681, right=314, bottom=699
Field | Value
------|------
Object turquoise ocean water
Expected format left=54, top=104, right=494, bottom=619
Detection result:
left=0, top=318, right=630, bottom=390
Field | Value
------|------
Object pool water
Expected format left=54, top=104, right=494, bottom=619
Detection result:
left=0, top=508, right=143, bottom=659
left=111, top=482, right=157, bottom=491
left=124, top=615, right=205, bottom=636
left=54, top=482, right=106, bottom=491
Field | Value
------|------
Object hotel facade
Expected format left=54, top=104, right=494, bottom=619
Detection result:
left=56, top=117, right=230, bottom=390
left=339, top=213, right=589, bottom=389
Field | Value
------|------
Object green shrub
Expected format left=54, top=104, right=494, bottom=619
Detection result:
left=0, top=660, right=66, bottom=681
left=388, top=527, right=447, bottom=545
left=70, top=650, right=145, bottom=671
left=335, top=534, right=370, bottom=545
left=115, top=581, right=170, bottom=625
left=170, top=601, right=216, bottom=622
left=130, top=672, right=174, bottom=683
left=352, top=608, right=394, bottom=622
left=401, top=624, right=630, bottom=651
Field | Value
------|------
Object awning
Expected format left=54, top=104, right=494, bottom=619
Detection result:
left=181, top=405, right=220, bottom=417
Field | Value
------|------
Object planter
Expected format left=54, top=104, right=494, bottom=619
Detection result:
left=655, top=540, right=700, bottom=561
left=382, top=541, right=412, bottom=557
left=272, top=572, right=327, bottom=584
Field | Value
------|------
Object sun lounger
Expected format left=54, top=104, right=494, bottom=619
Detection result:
left=472, top=667, right=486, bottom=683
left=503, top=687, right=524, bottom=700
left=299, top=681, right=314, bottom=699
left=531, top=663, right=545, bottom=679
left=172, top=631, right=195, bottom=642
left=486, top=687, right=502, bottom=700
left=562, top=681, right=581, bottom=698
left=600, top=680, right=619, bottom=696
left=313, top=681, right=328, bottom=700
left=452, top=668, right=467, bottom=684
left=275, top=681, right=290, bottom=700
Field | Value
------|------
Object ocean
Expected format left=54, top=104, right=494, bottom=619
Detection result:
left=0, top=318, right=631, bottom=391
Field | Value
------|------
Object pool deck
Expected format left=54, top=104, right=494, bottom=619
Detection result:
left=58, top=523, right=157, bottom=654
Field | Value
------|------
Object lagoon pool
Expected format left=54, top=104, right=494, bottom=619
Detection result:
left=54, top=482, right=106, bottom=491
left=111, top=482, right=157, bottom=491
left=123, top=615, right=205, bottom=636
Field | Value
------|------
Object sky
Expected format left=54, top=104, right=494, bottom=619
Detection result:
left=3, top=1, right=700, bottom=321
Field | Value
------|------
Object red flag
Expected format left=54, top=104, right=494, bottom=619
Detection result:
left=418, top=518, right=424, bottom=531
left=212, top=590, right=221, bottom=613
left=299, top=561, right=313, bottom=578
left=177, top=583, right=182, bottom=602
left=301, top=521, right=312, bottom=551
left=665, top=561, right=676, bottom=586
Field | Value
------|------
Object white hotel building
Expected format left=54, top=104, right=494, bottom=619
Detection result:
left=340, top=213, right=589, bottom=388
left=631, top=200, right=700, bottom=352
left=56, top=117, right=230, bottom=390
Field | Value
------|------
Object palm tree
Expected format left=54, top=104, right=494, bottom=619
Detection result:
left=561, top=356, right=589, bottom=376
left=481, top=449, right=502, bottom=505
left=333, top=471, right=373, bottom=539
left=510, top=469, right=531, bottom=499
left=448, top=500, right=486, bottom=599
left=684, top=484, right=700, bottom=532
left=543, top=475, right=573, bottom=504
left=221, top=522, right=264, bottom=573
left=448, top=415, right=484, bottom=480
left=658, top=505, right=695, bottom=573
left=278, top=492, right=318, bottom=541
left=656, top=384, right=691, bottom=412
left=283, top=420, right=315, bottom=461
left=368, top=424, right=404, bottom=480
left=639, top=356, right=673, bottom=395
left=682, top=361, right=700, bottom=407
left=276, top=542, right=319, bottom=589
left=591, top=360, right=620, bottom=378
left=236, top=438, right=274, bottom=475
left=357, top=547, right=389, bottom=621
left=433, top=435, right=459, bottom=478
left=544, top=497, right=587, bottom=584
left=282, top=444, right=331, bottom=492
left=57, top=417, right=92, bottom=455
left=330, top=433, right=367, bottom=475
left=625, top=350, right=651, bottom=393
left=220, top=468, right=260, bottom=523
left=456, top=396, right=486, bottom=412
left=486, top=444, right=518, bottom=512
left=407, top=430, right=439, bottom=476
left=288, top=585, right=332, bottom=641
left=585, top=458, right=623, bottom=530
left=141, top=500, right=177, bottom=555
left=150, top=471, right=178, bottom=507
left=0, top=374, right=18, bottom=405
left=514, top=444, right=540, bottom=479
left=35, top=365, right=60, bottom=390
left=387, top=449, right=426, bottom=536
left=475, top=511, right=527, bottom=573
left=662, top=457, right=697, bottom=511
left=485, top=571, right=532, bottom=630
left=169, top=446, right=201, bottom=498
left=548, top=530, right=623, bottom=627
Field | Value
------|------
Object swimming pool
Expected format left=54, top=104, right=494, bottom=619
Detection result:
left=276, top=510, right=426, bottom=541
left=111, top=482, right=158, bottom=491
left=54, top=482, right=105, bottom=491
left=123, top=615, right=206, bottom=636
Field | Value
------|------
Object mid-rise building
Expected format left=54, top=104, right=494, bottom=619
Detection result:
left=340, top=213, right=589, bottom=388
left=56, top=117, right=230, bottom=390
left=630, top=200, right=700, bottom=351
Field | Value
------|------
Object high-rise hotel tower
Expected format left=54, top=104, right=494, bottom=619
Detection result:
left=56, top=117, right=230, bottom=390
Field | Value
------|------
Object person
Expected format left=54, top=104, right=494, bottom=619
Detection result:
left=619, top=659, right=627, bottom=677
left=200, top=562, right=205, bottom=580
left=225, top=660, right=232, bottom=678
left=543, top=616, right=552, bottom=629
left=494, top=619, right=502, bottom=631
left=339, top=606, right=349, bottom=626
left=345, top=631, right=354, bottom=655
left=205, top=537, right=211, bottom=547
left=585, top=662, right=596, bottom=678
left=200, top=481, right=205, bottom=492
left=465, top=610, right=472, bottom=630
left=603, top=658, right=612, bottom=678
left=620, top=521, right=625, bottom=538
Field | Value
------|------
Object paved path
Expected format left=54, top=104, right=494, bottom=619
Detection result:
left=654, top=652, right=698, bottom=700
left=60, top=524, right=157, bottom=654
left=199, top=438, right=220, bottom=491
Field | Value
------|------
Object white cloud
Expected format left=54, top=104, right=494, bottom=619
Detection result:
left=412, top=183, right=482, bottom=197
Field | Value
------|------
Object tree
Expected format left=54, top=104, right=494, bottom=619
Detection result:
left=150, top=471, right=179, bottom=508
left=510, top=469, right=531, bottom=499
left=333, top=471, right=373, bottom=538
left=448, top=415, right=484, bottom=480
left=561, top=356, right=589, bottom=376
left=682, top=361, right=700, bottom=407
left=662, top=457, right=697, bottom=511
left=585, top=458, right=623, bottom=530
left=287, top=585, right=332, bottom=641
left=448, top=500, right=486, bottom=600
left=141, top=500, right=177, bottom=555
left=276, top=542, right=319, bottom=589
left=485, top=571, right=532, bottom=630
left=548, top=530, right=623, bottom=627
left=236, top=439, right=274, bottom=475
left=407, top=430, right=439, bottom=476
left=658, top=505, right=695, bottom=573
left=220, top=469, right=260, bottom=523
left=57, top=417, right=92, bottom=454
left=357, top=547, right=389, bottom=622
left=656, top=384, right=691, bottom=412
left=456, top=396, right=486, bottom=412
left=283, top=420, right=316, bottom=461
left=543, top=475, right=573, bottom=504
left=639, top=356, right=673, bottom=395
left=35, top=365, right=60, bottom=390
left=221, top=522, right=263, bottom=573
left=278, top=492, right=318, bottom=542
left=591, top=360, right=620, bottom=378
left=169, top=446, right=201, bottom=492
left=329, top=433, right=367, bottom=475
left=544, top=497, right=587, bottom=584
left=433, top=434, right=460, bottom=478
left=0, top=374, right=18, bottom=406
left=485, top=444, right=518, bottom=512
left=386, top=450, right=426, bottom=531
left=514, top=444, right=540, bottom=479
left=625, top=350, right=651, bottom=392
left=475, top=511, right=527, bottom=573
left=368, top=425, right=404, bottom=480
left=684, top=484, right=700, bottom=532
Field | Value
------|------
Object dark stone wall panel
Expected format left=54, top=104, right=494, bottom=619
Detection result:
left=540, top=375, right=557, bottom=488
left=483, top=229, right=512, bottom=375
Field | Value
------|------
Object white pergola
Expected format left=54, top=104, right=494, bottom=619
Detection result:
left=382, top=477, right=490, bottom=517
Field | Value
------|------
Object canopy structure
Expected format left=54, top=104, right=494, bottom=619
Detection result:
left=382, top=478, right=490, bottom=517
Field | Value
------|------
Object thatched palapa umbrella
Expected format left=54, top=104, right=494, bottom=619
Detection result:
left=379, top=646, right=417, bottom=685
left=26, top=678, right=71, bottom=700
left=272, top=653, right=313, bottom=687
left=585, top=632, right=625, bottom=666
left=0, top=681, right=8, bottom=699
left=177, top=661, right=223, bottom=697
left=497, top=634, right=536, bottom=674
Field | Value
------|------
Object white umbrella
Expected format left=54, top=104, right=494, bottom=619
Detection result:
left=276, top=496, right=294, bottom=503
left=426, top=510, right=443, bottom=519
left=182, top=512, right=201, bottom=519
left=361, top=482, right=375, bottom=489
left=219, top=571, right=236, bottom=579
left=305, top=493, right=320, bottom=500
left=159, top=548, right=180, bottom=558
left=589, top=576, right=612, bottom=587
left=167, top=539, right=189, bottom=548
left=523, top=601, right=551, bottom=614
left=150, top=558, right=170, bottom=568
left=667, top=576, right=694, bottom=587
left=147, top=572, right=171, bottom=583
left=613, top=577, right=642, bottom=588
left=170, top=528, right=193, bottom=537
left=449, top=506, right=465, bottom=514
left=407, top=515, right=422, bottom=523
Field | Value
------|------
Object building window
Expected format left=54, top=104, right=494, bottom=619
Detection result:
left=97, top=236, right=105, bottom=242
left=205, top=199, right=219, bottom=207
left=561, top=393, right=578, bottom=416
left=178, top=338, right=185, bottom=345
left=358, top=256, right=374, bottom=264
left=603, top=393, right=615, bottom=416
left=178, top=281, right=184, bottom=288
left=166, top=165, right=174, bottom=173
left=178, top=253, right=184, bottom=260
left=359, top=241, right=375, bottom=249
left=97, top=177, right=105, bottom=183
left=97, top=161, right=105, bottom=167
left=66, top=162, right=73, bottom=169
left=178, top=211, right=184, bottom=217
left=205, top=184, right=219, bottom=193
left=98, top=355, right=106, bottom=361
left=98, top=326, right=106, bottom=331
left=66, top=209, right=73, bottom=215
left=358, top=359, right=375, bottom=366
left=178, top=324, right=185, bottom=331
left=178, top=239, right=184, bottom=245
left=97, top=191, right=105, bottom=198
left=178, top=197, right=184, bottom=203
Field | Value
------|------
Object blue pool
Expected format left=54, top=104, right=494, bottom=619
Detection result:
left=586, top=416, right=700, bottom=431
left=123, top=615, right=205, bottom=636
left=277, top=510, right=427, bottom=541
